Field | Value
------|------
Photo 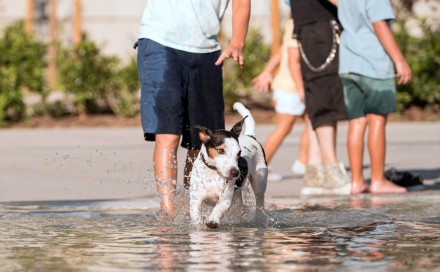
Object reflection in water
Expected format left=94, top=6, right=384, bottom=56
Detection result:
left=1, top=192, right=440, bottom=271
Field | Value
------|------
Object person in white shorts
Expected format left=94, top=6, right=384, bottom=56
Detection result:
left=253, top=18, right=309, bottom=181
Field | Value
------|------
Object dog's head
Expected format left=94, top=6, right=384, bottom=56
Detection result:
left=193, top=118, right=246, bottom=180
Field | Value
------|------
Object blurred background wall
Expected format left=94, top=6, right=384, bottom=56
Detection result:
left=0, top=0, right=291, bottom=62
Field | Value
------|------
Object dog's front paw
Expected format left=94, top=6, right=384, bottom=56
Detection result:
left=205, top=220, right=219, bottom=229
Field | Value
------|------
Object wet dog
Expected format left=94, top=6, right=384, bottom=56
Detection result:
left=189, top=102, right=268, bottom=228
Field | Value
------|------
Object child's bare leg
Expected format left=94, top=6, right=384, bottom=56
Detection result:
left=306, top=117, right=322, bottom=165
left=347, top=117, right=368, bottom=193
left=154, top=134, right=180, bottom=218
left=263, top=113, right=296, bottom=163
left=297, top=115, right=310, bottom=165
left=315, top=122, right=338, bottom=164
left=367, top=114, right=406, bottom=193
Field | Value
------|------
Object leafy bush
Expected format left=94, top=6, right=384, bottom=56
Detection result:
left=394, top=19, right=440, bottom=111
left=108, top=57, right=140, bottom=117
left=57, top=36, right=140, bottom=117
left=0, top=21, right=47, bottom=125
left=2, top=18, right=437, bottom=125
left=57, top=36, right=120, bottom=114
left=222, top=28, right=271, bottom=110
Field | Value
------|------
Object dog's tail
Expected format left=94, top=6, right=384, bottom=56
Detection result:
left=233, top=102, right=256, bottom=136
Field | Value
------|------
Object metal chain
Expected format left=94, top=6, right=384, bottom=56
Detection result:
left=298, top=20, right=340, bottom=72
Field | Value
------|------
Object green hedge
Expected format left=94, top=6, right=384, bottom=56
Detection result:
left=394, top=19, right=440, bottom=111
left=0, top=21, right=47, bottom=125
left=0, top=19, right=438, bottom=126
left=57, top=36, right=140, bottom=118
left=222, top=28, right=270, bottom=110
left=0, top=21, right=140, bottom=126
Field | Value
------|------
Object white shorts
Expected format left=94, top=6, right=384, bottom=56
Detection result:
left=273, top=89, right=305, bottom=116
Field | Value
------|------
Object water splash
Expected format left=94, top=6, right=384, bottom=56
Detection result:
left=1, top=194, right=439, bottom=271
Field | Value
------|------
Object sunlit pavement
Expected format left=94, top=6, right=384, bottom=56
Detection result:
left=0, top=121, right=439, bottom=203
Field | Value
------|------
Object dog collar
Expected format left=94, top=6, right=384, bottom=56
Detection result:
left=201, top=153, right=217, bottom=171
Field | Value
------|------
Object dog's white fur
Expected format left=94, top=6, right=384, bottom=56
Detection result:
left=189, top=102, right=268, bottom=228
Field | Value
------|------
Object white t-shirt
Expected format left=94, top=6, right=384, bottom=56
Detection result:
left=139, top=0, right=230, bottom=53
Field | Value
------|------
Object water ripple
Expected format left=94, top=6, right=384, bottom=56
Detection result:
left=1, top=193, right=439, bottom=271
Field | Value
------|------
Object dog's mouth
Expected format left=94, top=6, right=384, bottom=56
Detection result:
left=228, top=168, right=240, bottom=179
left=217, top=167, right=240, bottom=181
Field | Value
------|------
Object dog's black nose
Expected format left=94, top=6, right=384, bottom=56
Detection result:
left=230, top=168, right=240, bottom=178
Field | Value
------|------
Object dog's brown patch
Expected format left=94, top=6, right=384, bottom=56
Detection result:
left=197, top=130, right=211, bottom=143
left=207, top=144, right=225, bottom=159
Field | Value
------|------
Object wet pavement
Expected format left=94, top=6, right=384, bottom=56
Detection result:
left=1, top=190, right=440, bottom=271
left=1, top=121, right=439, bottom=271
left=0, top=121, right=439, bottom=202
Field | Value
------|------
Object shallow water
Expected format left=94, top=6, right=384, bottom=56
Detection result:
left=1, top=192, right=440, bottom=271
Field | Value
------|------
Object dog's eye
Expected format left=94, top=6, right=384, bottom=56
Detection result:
left=238, top=151, right=242, bottom=157
left=216, top=148, right=225, bottom=154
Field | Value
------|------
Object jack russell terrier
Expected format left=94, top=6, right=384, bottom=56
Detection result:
left=189, top=102, right=268, bottom=228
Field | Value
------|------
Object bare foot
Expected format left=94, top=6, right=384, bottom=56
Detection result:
left=157, top=199, right=175, bottom=221
left=156, top=210, right=174, bottom=224
left=158, top=192, right=175, bottom=219
left=351, top=182, right=369, bottom=194
left=370, top=180, right=407, bottom=194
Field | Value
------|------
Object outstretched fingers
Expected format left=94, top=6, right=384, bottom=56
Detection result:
left=215, top=47, right=244, bottom=68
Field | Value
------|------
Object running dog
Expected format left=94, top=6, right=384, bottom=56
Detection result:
left=189, top=102, right=268, bottom=228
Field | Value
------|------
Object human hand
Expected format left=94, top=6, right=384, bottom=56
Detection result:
left=395, top=59, right=411, bottom=85
left=252, top=71, right=272, bottom=93
left=215, top=41, right=245, bottom=68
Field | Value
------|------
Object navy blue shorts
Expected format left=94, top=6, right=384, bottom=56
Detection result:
left=136, top=39, right=225, bottom=150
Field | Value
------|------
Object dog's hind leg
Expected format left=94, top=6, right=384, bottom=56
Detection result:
left=250, top=167, right=268, bottom=227
left=232, top=188, right=244, bottom=206
left=250, top=168, right=268, bottom=209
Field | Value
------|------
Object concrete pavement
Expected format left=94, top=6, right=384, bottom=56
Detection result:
left=0, top=121, right=439, bottom=203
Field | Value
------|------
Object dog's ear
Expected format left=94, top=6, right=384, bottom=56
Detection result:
left=192, top=125, right=213, bottom=143
left=230, top=116, right=247, bottom=137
